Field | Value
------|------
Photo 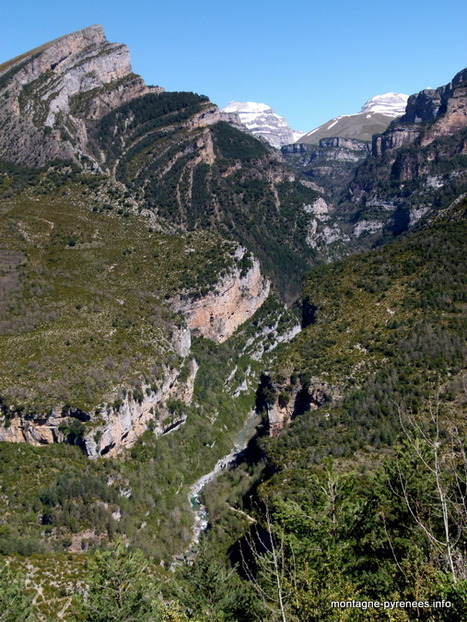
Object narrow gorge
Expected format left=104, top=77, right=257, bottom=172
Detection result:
left=0, top=22, right=466, bottom=622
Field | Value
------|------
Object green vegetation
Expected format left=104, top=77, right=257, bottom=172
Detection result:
left=227, top=205, right=467, bottom=620
left=4, top=541, right=261, bottom=621
left=211, top=121, right=268, bottom=161
left=72, top=542, right=163, bottom=622
left=3, top=196, right=464, bottom=620
left=0, top=563, right=33, bottom=621
left=264, top=209, right=466, bottom=463
left=1, top=37, right=466, bottom=620
left=0, top=163, right=236, bottom=411
left=341, top=127, right=467, bottom=241
left=97, top=91, right=209, bottom=163
left=0, top=282, right=297, bottom=562
left=92, top=92, right=320, bottom=300
left=179, top=205, right=467, bottom=621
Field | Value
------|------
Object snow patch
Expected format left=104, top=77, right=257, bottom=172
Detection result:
left=360, top=92, right=409, bottom=117
left=222, top=101, right=302, bottom=148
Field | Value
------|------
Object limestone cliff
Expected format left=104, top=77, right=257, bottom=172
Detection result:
left=0, top=25, right=159, bottom=168
left=0, top=328, right=197, bottom=457
left=83, top=357, right=199, bottom=457
left=372, top=68, right=467, bottom=156
left=173, top=249, right=270, bottom=343
left=282, top=137, right=371, bottom=200
left=344, top=67, right=467, bottom=240
left=0, top=245, right=270, bottom=454
left=0, top=26, right=322, bottom=301
left=264, top=377, right=329, bottom=436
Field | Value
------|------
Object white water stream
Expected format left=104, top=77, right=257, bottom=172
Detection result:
left=186, top=409, right=261, bottom=553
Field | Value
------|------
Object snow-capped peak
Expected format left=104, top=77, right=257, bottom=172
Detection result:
left=360, top=92, right=409, bottom=117
left=221, top=101, right=303, bottom=149
left=223, top=101, right=272, bottom=114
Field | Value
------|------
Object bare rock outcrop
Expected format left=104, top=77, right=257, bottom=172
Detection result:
left=282, top=138, right=371, bottom=201
left=173, top=250, right=270, bottom=343
left=0, top=328, right=198, bottom=457
left=372, top=67, right=467, bottom=157
left=267, top=381, right=328, bottom=437
left=0, top=407, right=63, bottom=445
left=0, top=246, right=270, bottom=455
left=0, top=25, right=159, bottom=168
left=84, top=357, right=199, bottom=457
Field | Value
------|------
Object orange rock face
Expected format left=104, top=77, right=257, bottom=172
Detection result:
left=174, top=255, right=270, bottom=343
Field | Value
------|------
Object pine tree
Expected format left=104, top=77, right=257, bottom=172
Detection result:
left=0, top=564, right=34, bottom=622
left=72, top=541, right=162, bottom=622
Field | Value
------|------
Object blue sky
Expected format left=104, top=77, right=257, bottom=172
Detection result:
left=1, top=0, right=466, bottom=131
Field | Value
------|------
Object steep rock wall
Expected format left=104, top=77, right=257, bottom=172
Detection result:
left=0, top=247, right=270, bottom=454
left=372, top=68, right=467, bottom=157
left=267, top=381, right=329, bottom=436
left=0, top=329, right=197, bottom=457
left=0, top=25, right=158, bottom=168
left=282, top=138, right=371, bottom=200
left=173, top=252, right=270, bottom=343
left=344, top=68, right=467, bottom=238
left=84, top=357, right=199, bottom=457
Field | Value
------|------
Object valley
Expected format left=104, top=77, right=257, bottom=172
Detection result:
left=0, top=24, right=465, bottom=622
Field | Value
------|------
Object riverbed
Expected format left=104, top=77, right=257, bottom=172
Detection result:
left=187, top=409, right=261, bottom=551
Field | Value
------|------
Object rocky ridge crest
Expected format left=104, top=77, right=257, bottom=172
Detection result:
left=344, top=67, right=467, bottom=239
left=0, top=25, right=159, bottom=168
left=372, top=68, right=467, bottom=156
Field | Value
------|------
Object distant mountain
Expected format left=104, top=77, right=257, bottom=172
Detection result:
left=222, top=101, right=303, bottom=148
left=298, top=92, right=408, bottom=144
left=282, top=69, right=466, bottom=259
left=344, top=67, right=467, bottom=238
left=282, top=137, right=371, bottom=202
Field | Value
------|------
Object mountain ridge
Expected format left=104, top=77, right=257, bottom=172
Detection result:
left=0, top=26, right=325, bottom=300
left=298, top=92, right=408, bottom=144
left=0, top=26, right=466, bottom=620
left=0, top=25, right=160, bottom=168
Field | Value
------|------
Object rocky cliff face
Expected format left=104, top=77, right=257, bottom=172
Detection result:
left=0, top=26, right=322, bottom=301
left=0, top=328, right=197, bottom=457
left=0, top=26, right=325, bottom=461
left=279, top=69, right=466, bottom=275
left=83, top=357, right=199, bottom=457
left=173, top=250, right=270, bottom=343
left=264, top=377, right=329, bottom=436
left=0, top=241, right=271, bottom=454
left=0, top=25, right=158, bottom=168
left=372, top=68, right=467, bottom=156
left=343, top=68, right=467, bottom=241
left=282, top=137, right=371, bottom=200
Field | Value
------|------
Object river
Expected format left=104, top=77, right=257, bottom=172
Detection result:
left=186, top=409, right=261, bottom=553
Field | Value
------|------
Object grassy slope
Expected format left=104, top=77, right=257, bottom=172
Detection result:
left=0, top=164, right=236, bottom=412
